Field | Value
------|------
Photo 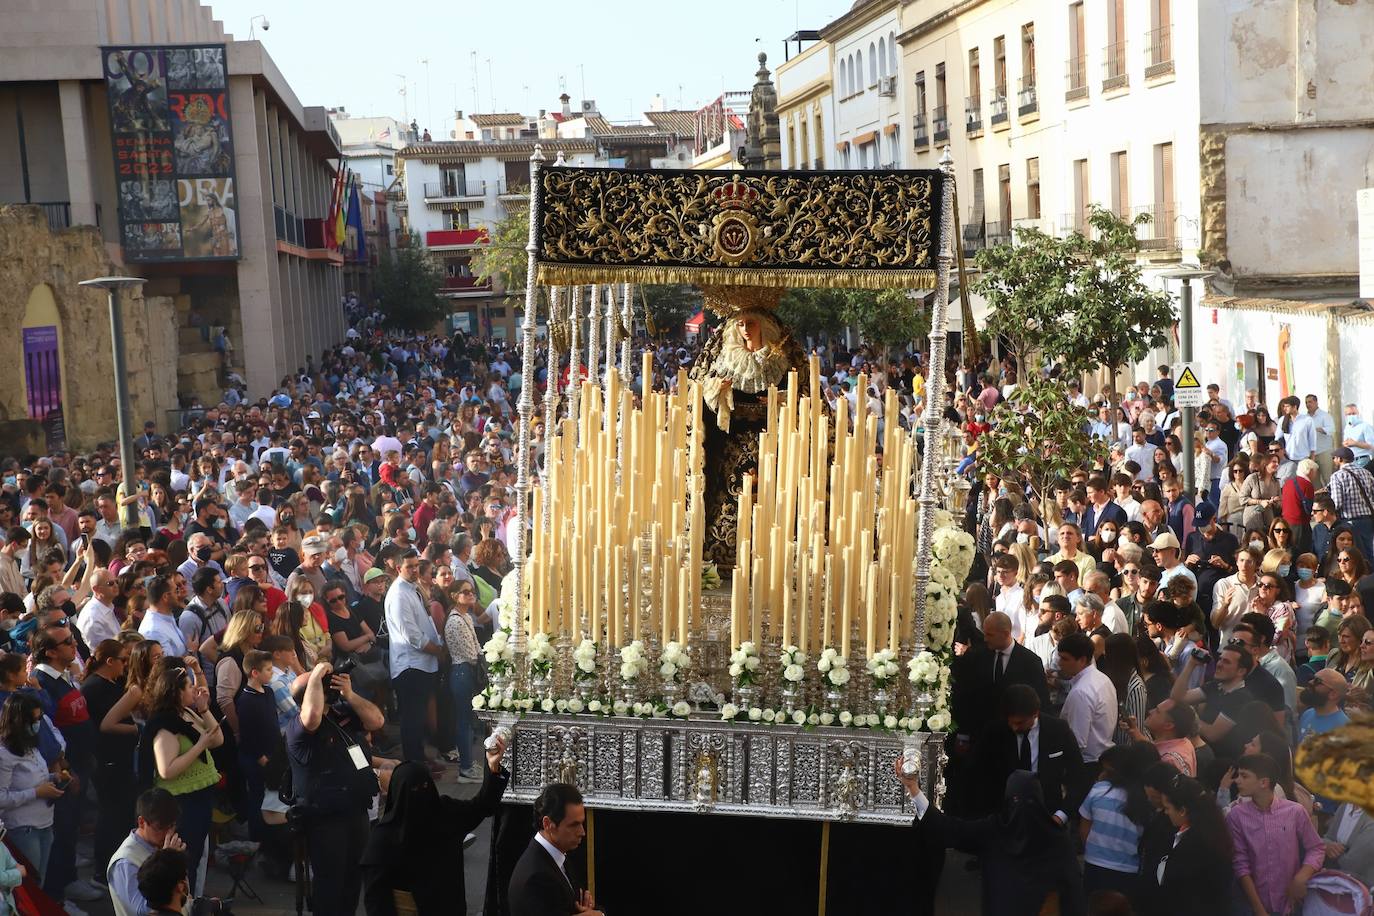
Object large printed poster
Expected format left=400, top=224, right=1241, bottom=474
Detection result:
left=101, top=45, right=240, bottom=261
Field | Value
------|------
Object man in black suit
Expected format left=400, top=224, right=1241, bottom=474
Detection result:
left=508, top=783, right=602, bottom=916
left=948, top=611, right=1051, bottom=814
left=976, top=684, right=1088, bottom=822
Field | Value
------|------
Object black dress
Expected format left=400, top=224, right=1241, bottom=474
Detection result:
left=914, top=771, right=1087, bottom=916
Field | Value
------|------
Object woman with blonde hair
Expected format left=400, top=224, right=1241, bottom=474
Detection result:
left=1008, top=543, right=1039, bottom=585
left=214, top=610, right=265, bottom=737
left=283, top=577, right=330, bottom=662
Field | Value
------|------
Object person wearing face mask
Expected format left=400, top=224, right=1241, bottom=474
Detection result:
left=1342, top=403, right=1374, bottom=469
left=1298, top=668, right=1350, bottom=742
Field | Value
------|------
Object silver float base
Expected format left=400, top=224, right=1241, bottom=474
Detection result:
left=479, top=712, right=945, bottom=826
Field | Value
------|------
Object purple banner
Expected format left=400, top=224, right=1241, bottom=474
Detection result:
left=22, top=326, right=65, bottom=451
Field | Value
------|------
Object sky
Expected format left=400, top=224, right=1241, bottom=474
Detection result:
left=207, top=0, right=852, bottom=134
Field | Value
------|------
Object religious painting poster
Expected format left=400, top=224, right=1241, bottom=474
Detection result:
left=101, top=44, right=241, bottom=261
left=22, top=326, right=65, bottom=453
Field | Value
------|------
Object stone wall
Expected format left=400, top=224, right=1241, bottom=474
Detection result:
left=0, top=205, right=178, bottom=452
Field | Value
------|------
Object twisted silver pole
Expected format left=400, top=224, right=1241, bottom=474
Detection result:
left=542, top=285, right=563, bottom=517
left=910, top=148, right=956, bottom=655
left=511, top=144, right=546, bottom=655
left=604, top=284, right=617, bottom=382
left=587, top=284, right=602, bottom=392
left=568, top=285, right=582, bottom=436
left=619, top=282, right=633, bottom=378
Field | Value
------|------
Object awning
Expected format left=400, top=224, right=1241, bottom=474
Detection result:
left=685, top=311, right=705, bottom=333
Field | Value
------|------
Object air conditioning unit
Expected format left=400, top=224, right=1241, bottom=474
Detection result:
left=581, top=100, right=597, bottom=113
left=878, top=76, right=897, bottom=97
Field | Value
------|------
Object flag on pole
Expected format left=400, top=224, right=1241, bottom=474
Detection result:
left=333, top=169, right=349, bottom=249
left=325, top=162, right=347, bottom=250
left=346, top=181, right=366, bottom=262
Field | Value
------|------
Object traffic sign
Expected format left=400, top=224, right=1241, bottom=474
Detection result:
left=1174, top=362, right=1206, bottom=408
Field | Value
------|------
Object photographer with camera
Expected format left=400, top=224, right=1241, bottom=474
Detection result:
left=107, top=788, right=185, bottom=916
left=1170, top=635, right=1256, bottom=768
left=285, top=659, right=384, bottom=915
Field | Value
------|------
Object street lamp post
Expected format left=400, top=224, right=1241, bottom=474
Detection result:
left=1159, top=268, right=1216, bottom=499
left=79, top=276, right=147, bottom=529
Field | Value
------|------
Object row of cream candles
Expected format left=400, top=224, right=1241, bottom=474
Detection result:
left=731, top=356, right=919, bottom=658
left=529, top=352, right=704, bottom=650
left=528, top=351, right=920, bottom=660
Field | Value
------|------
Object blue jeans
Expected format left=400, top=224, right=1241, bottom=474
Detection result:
left=176, top=785, right=215, bottom=896
left=448, top=662, right=478, bottom=769
left=9, top=824, right=53, bottom=885
left=1349, top=515, right=1374, bottom=561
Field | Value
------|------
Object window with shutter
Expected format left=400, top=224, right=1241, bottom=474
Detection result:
left=1113, top=150, right=1129, bottom=217
left=1026, top=158, right=1041, bottom=219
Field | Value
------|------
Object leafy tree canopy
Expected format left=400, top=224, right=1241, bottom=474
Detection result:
left=374, top=232, right=447, bottom=331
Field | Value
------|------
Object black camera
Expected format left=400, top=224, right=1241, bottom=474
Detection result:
left=323, top=656, right=357, bottom=704
left=190, top=896, right=232, bottom=916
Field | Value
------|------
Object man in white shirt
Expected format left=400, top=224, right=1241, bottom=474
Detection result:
left=1124, top=428, right=1156, bottom=482
left=93, top=494, right=124, bottom=547
left=991, top=555, right=1026, bottom=637
left=384, top=554, right=444, bottom=762
left=76, top=570, right=121, bottom=647
left=1057, top=633, right=1117, bottom=763
left=138, top=577, right=191, bottom=657
left=1151, top=531, right=1197, bottom=591
left=1111, top=474, right=1142, bottom=523
left=1280, top=395, right=1316, bottom=463
left=1307, top=394, right=1336, bottom=483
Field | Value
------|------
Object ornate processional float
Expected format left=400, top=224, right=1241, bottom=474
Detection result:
left=477, top=147, right=973, bottom=829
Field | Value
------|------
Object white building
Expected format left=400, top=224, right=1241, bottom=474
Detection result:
left=775, top=32, right=834, bottom=171
left=397, top=137, right=597, bottom=338
left=826, top=0, right=905, bottom=171
left=330, top=111, right=413, bottom=199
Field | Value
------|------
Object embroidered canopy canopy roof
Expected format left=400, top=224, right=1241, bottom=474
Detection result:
left=532, top=166, right=947, bottom=290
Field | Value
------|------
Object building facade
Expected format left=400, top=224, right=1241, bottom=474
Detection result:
left=826, top=0, right=906, bottom=171
left=0, top=0, right=348, bottom=407
left=776, top=34, right=834, bottom=171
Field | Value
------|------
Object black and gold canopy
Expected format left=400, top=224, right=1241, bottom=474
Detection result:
left=533, top=166, right=946, bottom=290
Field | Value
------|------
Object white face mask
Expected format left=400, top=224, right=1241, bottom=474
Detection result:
left=298, top=593, right=314, bottom=607
left=1016, top=532, right=1031, bottom=545
left=1101, top=529, right=1117, bottom=543
left=334, top=547, right=348, bottom=564
left=1249, top=540, right=1265, bottom=551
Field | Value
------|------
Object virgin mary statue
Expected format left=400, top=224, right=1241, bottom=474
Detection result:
left=689, top=286, right=810, bottom=568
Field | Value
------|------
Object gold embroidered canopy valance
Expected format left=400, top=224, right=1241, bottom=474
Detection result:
left=532, top=166, right=946, bottom=290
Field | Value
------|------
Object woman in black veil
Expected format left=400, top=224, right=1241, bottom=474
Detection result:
left=895, top=758, right=1087, bottom=916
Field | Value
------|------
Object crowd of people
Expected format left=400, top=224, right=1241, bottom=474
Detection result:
left=0, top=295, right=1372, bottom=914
left=933, top=356, right=1374, bottom=914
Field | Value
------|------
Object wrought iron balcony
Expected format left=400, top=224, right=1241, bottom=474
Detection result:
left=1017, top=76, right=1038, bottom=117
left=964, top=96, right=982, bottom=134
left=423, top=180, right=486, bottom=200
left=989, top=94, right=1009, bottom=126
left=1065, top=57, right=1088, bottom=102
left=1145, top=26, right=1174, bottom=79
left=913, top=113, right=929, bottom=148
left=1102, top=42, right=1128, bottom=92
left=932, top=105, right=949, bottom=143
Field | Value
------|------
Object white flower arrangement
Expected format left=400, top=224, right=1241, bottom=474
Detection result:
left=482, top=629, right=514, bottom=674
left=779, top=645, right=806, bottom=684
left=495, top=570, right=522, bottom=631
left=865, top=648, right=900, bottom=684
left=659, top=641, right=690, bottom=682
left=907, top=650, right=940, bottom=687
left=817, top=647, right=850, bottom=687
left=527, top=632, right=555, bottom=677
left=572, top=639, right=599, bottom=682
left=618, top=640, right=650, bottom=682
left=728, top=641, right=761, bottom=686
left=932, top=526, right=976, bottom=581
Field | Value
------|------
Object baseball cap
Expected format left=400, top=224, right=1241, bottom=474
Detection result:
left=1149, top=531, right=1180, bottom=551
left=1334, top=447, right=1356, bottom=462
left=301, top=535, right=328, bottom=557
left=1195, top=502, right=1217, bottom=523
left=364, top=567, right=388, bottom=584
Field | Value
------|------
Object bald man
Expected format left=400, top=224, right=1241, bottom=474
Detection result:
left=1298, top=668, right=1350, bottom=742
left=951, top=611, right=1052, bottom=746
left=76, top=568, right=121, bottom=646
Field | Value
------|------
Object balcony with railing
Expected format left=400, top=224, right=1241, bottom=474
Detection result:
left=962, top=217, right=986, bottom=256
left=423, top=180, right=486, bottom=201
left=425, top=227, right=491, bottom=248
left=989, top=92, right=1009, bottom=127
left=1065, top=56, right=1088, bottom=102
left=1102, top=42, right=1129, bottom=92
left=273, top=205, right=306, bottom=247
left=985, top=220, right=1010, bottom=247
left=932, top=105, right=950, bottom=143
left=497, top=180, right=530, bottom=197
left=1017, top=76, right=1039, bottom=117
left=913, top=113, right=929, bottom=149
left=1145, top=26, right=1174, bottom=79
left=443, top=275, right=493, bottom=293
left=964, top=95, right=983, bottom=135
left=1133, top=203, right=1179, bottom=251
left=1060, top=211, right=1094, bottom=239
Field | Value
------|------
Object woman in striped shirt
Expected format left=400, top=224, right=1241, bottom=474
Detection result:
left=1078, top=742, right=1160, bottom=898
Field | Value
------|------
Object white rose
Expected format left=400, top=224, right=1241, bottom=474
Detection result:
left=589, top=700, right=603, bottom=713
left=807, top=713, right=820, bottom=726
left=672, top=701, right=691, bottom=717
left=555, top=699, right=568, bottom=712
left=898, top=717, right=910, bottom=730
left=748, top=707, right=762, bottom=721
left=472, top=694, right=486, bottom=710
left=729, top=663, right=743, bottom=678
left=839, top=711, right=853, bottom=725
left=817, top=657, right=832, bottom=673
left=783, top=664, right=804, bottom=683
left=830, top=668, right=851, bottom=686
left=484, top=651, right=500, bottom=665
left=762, top=709, right=776, bottom=722
left=620, top=663, right=638, bottom=680
left=660, top=661, right=678, bottom=679
left=577, top=658, right=596, bottom=673
left=792, top=710, right=807, bottom=725
left=721, top=703, right=738, bottom=720
left=613, top=700, right=629, bottom=715
left=863, top=714, right=877, bottom=727
left=652, top=705, right=668, bottom=718
left=744, top=656, right=760, bottom=671
left=567, top=698, right=584, bottom=713
left=501, top=697, right=513, bottom=709
left=741, top=641, right=756, bottom=653
left=927, top=711, right=950, bottom=732
left=884, top=715, right=898, bottom=729
left=819, top=712, right=835, bottom=726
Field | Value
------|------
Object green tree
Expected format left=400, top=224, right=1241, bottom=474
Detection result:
left=777, top=288, right=850, bottom=343
left=640, top=284, right=702, bottom=340
left=470, top=206, right=529, bottom=298
left=1046, top=206, right=1175, bottom=412
left=973, top=227, right=1070, bottom=382
left=976, top=376, right=1097, bottom=517
left=842, top=288, right=931, bottom=355
left=374, top=232, right=446, bottom=331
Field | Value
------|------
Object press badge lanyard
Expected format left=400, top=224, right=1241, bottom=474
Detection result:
left=327, top=717, right=371, bottom=771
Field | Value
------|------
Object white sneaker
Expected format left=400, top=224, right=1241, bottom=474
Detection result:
left=62, top=902, right=89, bottom=916
left=457, top=763, right=483, bottom=781
left=64, top=880, right=105, bottom=902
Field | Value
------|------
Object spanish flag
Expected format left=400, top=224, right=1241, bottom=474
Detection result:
left=333, top=169, right=349, bottom=249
